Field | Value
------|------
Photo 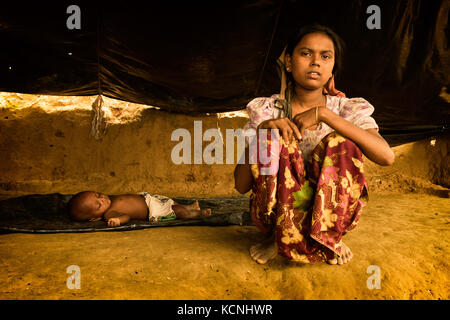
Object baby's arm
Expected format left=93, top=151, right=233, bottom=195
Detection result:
left=104, top=210, right=130, bottom=227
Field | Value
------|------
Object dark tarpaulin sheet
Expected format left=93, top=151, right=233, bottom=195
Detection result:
left=0, top=0, right=448, bottom=145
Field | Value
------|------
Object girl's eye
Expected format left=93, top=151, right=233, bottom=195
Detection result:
left=323, top=55, right=331, bottom=59
left=301, top=51, right=310, bottom=56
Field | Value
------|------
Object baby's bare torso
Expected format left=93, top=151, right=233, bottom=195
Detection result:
left=106, top=194, right=149, bottom=220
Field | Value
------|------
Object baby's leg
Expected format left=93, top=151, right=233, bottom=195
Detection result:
left=171, top=204, right=195, bottom=219
left=172, top=204, right=211, bottom=219
left=174, top=200, right=200, bottom=211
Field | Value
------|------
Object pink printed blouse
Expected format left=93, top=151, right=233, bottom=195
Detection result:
left=243, top=94, right=379, bottom=161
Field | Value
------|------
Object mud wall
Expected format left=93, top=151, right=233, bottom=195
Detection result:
left=0, top=105, right=248, bottom=198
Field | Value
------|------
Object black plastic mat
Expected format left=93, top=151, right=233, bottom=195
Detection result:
left=0, top=193, right=252, bottom=234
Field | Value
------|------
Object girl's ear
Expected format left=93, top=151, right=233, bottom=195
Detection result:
left=284, top=54, right=292, bottom=72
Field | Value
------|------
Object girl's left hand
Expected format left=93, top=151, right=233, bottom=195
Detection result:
left=292, top=107, right=322, bottom=137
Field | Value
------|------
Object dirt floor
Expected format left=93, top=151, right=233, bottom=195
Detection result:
left=0, top=192, right=448, bottom=300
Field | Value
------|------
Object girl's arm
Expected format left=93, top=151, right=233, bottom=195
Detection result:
left=234, top=147, right=253, bottom=194
left=319, top=107, right=395, bottom=166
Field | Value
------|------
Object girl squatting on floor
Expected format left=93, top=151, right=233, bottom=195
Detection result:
left=234, top=24, right=395, bottom=266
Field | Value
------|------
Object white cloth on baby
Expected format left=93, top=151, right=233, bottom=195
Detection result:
left=139, top=192, right=176, bottom=222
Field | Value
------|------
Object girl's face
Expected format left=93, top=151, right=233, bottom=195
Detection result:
left=285, top=32, right=335, bottom=91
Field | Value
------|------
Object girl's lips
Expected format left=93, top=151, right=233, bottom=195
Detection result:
left=306, top=72, right=320, bottom=79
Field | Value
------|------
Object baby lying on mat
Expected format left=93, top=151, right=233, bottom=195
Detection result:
left=68, top=191, right=212, bottom=226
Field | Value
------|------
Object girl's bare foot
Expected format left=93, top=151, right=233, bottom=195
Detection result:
left=249, top=234, right=277, bottom=264
left=326, top=242, right=353, bottom=265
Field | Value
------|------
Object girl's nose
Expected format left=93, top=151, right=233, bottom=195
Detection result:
left=311, top=55, right=320, bottom=67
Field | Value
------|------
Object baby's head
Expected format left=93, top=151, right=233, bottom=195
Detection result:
left=68, top=191, right=111, bottom=222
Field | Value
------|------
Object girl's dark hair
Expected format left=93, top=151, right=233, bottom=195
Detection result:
left=285, top=24, right=345, bottom=78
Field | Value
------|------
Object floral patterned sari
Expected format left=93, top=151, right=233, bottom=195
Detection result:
left=250, top=131, right=368, bottom=263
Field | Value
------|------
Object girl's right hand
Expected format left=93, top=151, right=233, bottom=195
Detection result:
left=257, top=118, right=302, bottom=143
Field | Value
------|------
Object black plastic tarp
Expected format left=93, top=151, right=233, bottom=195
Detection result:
left=0, top=0, right=448, bottom=143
